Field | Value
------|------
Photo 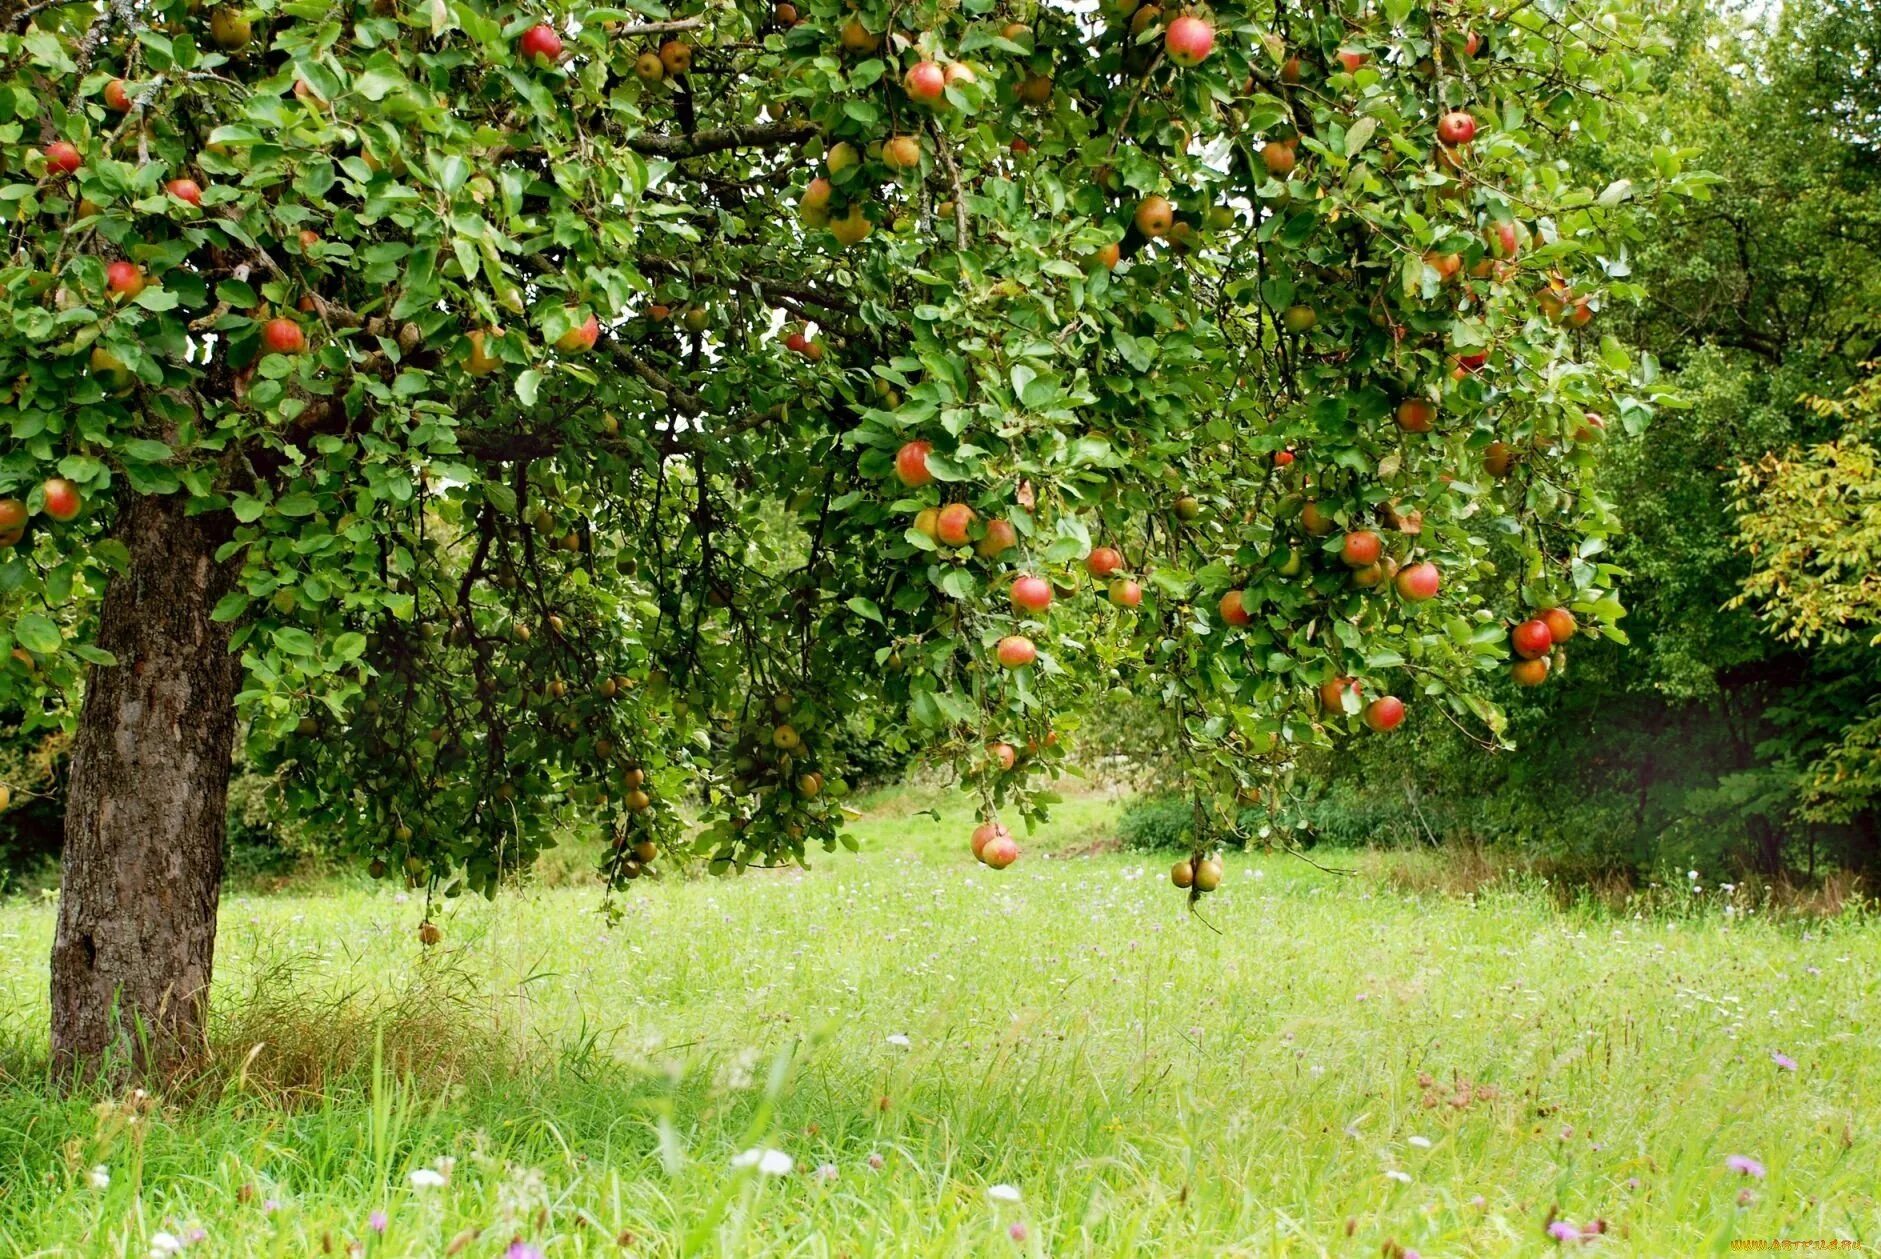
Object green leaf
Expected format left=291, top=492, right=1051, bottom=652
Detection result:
left=272, top=627, right=318, bottom=656
left=211, top=592, right=251, bottom=623
left=121, top=438, right=175, bottom=463
left=13, top=613, right=61, bottom=654
left=515, top=369, right=542, bottom=406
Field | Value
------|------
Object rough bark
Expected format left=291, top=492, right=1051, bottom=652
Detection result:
left=51, top=492, right=240, bottom=1078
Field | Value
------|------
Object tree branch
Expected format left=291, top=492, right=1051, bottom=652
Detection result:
left=627, top=119, right=818, bottom=159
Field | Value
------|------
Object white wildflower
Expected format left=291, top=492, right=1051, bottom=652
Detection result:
left=149, top=1233, right=184, bottom=1257
left=407, top=1168, right=447, bottom=1189
left=886, top=1033, right=911, bottom=1047
left=87, top=1165, right=110, bottom=1190
left=987, top=1183, right=1022, bottom=1202
left=731, top=1148, right=794, bottom=1176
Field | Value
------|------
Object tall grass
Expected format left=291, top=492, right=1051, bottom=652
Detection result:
left=0, top=789, right=1874, bottom=1255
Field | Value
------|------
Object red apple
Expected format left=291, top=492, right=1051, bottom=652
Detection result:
left=1541, top=607, right=1578, bottom=643
left=905, top=60, right=945, bottom=103
left=1488, top=220, right=1519, bottom=258
left=1095, top=242, right=1121, bottom=270
left=1396, top=398, right=1436, bottom=432
left=166, top=178, right=203, bottom=206
left=106, top=260, right=145, bottom=299
left=894, top=440, right=933, bottom=487
left=1425, top=250, right=1463, bottom=282
left=1340, top=530, right=1382, bottom=568
left=1454, top=351, right=1488, bottom=373
left=261, top=317, right=307, bottom=354
left=104, top=79, right=134, bottom=112
left=981, top=831, right=1020, bottom=869
left=1363, top=696, right=1405, bottom=732
left=41, top=478, right=82, bottom=521
left=45, top=141, right=81, bottom=175
left=1511, top=656, right=1551, bottom=686
left=1511, top=618, right=1553, bottom=660
left=1165, top=15, right=1215, bottom=66
left=659, top=39, right=692, bottom=74
left=971, top=820, right=1008, bottom=860
left=519, top=23, right=563, bottom=63
left=1395, top=561, right=1440, bottom=602
left=1273, top=449, right=1295, bottom=467
left=936, top=502, right=975, bottom=546
left=1086, top=546, right=1124, bottom=578
left=977, top=518, right=1018, bottom=558
left=1011, top=575, right=1052, bottom=613
left=1134, top=195, right=1174, bottom=238
left=557, top=312, right=600, bottom=353
left=996, top=635, right=1037, bottom=668
left=1437, top=110, right=1477, bottom=145
left=1336, top=47, right=1366, bottom=73
left=1260, top=141, right=1296, bottom=177
left=1109, top=578, right=1143, bottom=608
left=1574, top=412, right=1606, bottom=442
left=1318, top=676, right=1360, bottom=711
left=1482, top=441, right=1516, bottom=478
left=1219, top=589, right=1251, bottom=626
left=987, top=742, right=1018, bottom=771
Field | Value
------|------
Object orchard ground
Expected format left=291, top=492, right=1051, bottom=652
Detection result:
left=0, top=787, right=1875, bottom=1256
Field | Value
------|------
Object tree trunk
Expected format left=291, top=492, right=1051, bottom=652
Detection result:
left=51, top=493, right=240, bottom=1079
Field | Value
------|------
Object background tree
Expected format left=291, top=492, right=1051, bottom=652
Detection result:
left=1297, top=0, right=1881, bottom=880
left=0, top=0, right=1673, bottom=1074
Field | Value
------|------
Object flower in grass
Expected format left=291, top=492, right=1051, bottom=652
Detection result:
left=866, top=1153, right=885, bottom=1170
left=505, top=1244, right=544, bottom=1259
left=987, top=1184, right=1022, bottom=1203
left=1546, top=1220, right=1582, bottom=1242
left=1726, top=1154, right=1766, bottom=1178
left=814, top=1163, right=839, bottom=1183
left=731, top=1148, right=794, bottom=1176
left=368, top=1211, right=387, bottom=1234
left=408, top=1168, right=448, bottom=1189
left=1407, top=1136, right=1432, bottom=1149
left=886, top=1033, right=911, bottom=1047
left=1771, top=1051, right=1798, bottom=1071
left=1008, top=1222, right=1028, bottom=1242
left=149, top=1233, right=184, bottom=1257
left=87, top=1165, right=110, bottom=1190
left=263, top=1200, right=282, bottom=1214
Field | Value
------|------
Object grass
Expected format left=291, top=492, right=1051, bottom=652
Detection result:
left=0, top=785, right=1876, bottom=1256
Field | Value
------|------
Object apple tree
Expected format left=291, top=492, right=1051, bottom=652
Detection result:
left=0, top=0, right=1689, bottom=1072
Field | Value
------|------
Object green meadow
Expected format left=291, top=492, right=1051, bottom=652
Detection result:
left=1, top=789, right=1875, bottom=1256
